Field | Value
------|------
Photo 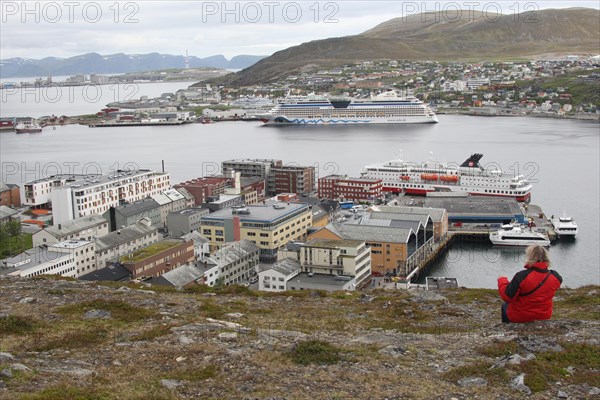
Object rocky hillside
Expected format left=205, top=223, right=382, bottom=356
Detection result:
left=223, top=8, right=600, bottom=85
left=1, top=276, right=598, bottom=399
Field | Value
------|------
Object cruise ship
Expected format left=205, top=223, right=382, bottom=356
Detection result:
left=259, top=91, right=438, bottom=125
left=361, top=153, right=532, bottom=202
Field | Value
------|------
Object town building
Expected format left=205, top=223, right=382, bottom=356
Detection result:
left=103, top=198, right=161, bottom=231
left=167, top=207, right=210, bottom=237
left=121, top=239, right=195, bottom=279
left=258, top=258, right=301, bottom=292
left=200, top=202, right=312, bottom=262
left=269, top=165, right=316, bottom=196
left=94, top=218, right=159, bottom=270
left=318, top=175, right=383, bottom=202
left=32, top=214, right=109, bottom=247
left=0, top=206, right=18, bottom=224
left=180, top=231, right=210, bottom=260
left=79, top=263, right=131, bottom=282
left=0, top=183, right=21, bottom=207
left=151, top=188, right=193, bottom=228
left=149, top=264, right=204, bottom=289
left=221, top=159, right=282, bottom=179
left=1, top=239, right=95, bottom=278
left=42, top=169, right=170, bottom=224
left=200, top=194, right=244, bottom=213
left=200, top=239, right=260, bottom=286
left=174, top=176, right=230, bottom=205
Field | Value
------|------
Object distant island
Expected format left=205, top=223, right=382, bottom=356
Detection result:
left=0, top=52, right=266, bottom=79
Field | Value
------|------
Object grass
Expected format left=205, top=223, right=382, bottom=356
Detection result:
left=517, top=343, right=600, bottom=393
left=0, top=315, right=38, bottom=335
left=163, top=365, right=217, bottom=381
left=289, top=340, right=343, bottom=365
left=443, top=361, right=509, bottom=385
left=121, top=241, right=181, bottom=263
left=20, top=385, right=112, bottom=400
left=56, top=299, right=155, bottom=323
left=476, top=341, right=518, bottom=358
left=130, top=324, right=175, bottom=342
left=0, top=233, right=33, bottom=258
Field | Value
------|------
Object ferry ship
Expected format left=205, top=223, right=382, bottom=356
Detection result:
left=551, top=212, right=577, bottom=238
left=15, top=122, right=43, bottom=133
left=489, top=224, right=550, bottom=247
left=259, top=91, right=438, bottom=125
left=361, top=153, right=532, bottom=202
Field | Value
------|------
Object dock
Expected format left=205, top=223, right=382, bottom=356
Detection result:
left=88, top=121, right=187, bottom=128
left=400, top=203, right=556, bottom=283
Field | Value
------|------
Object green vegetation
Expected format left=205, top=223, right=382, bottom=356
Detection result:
left=130, top=324, right=175, bottom=342
left=518, top=343, right=600, bottom=393
left=289, top=340, right=342, bottom=365
left=0, top=220, right=32, bottom=258
left=20, top=385, right=112, bottom=400
left=56, top=299, right=155, bottom=323
left=518, top=69, right=600, bottom=108
left=163, top=365, right=217, bottom=381
left=0, top=315, right=38, bottom=335
left=121, top=241, right=180, bottom=263
left=443, top=361, right=509, bottom=385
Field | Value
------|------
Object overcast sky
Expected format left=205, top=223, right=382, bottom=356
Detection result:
left=1, top=1, right=598, bottom=60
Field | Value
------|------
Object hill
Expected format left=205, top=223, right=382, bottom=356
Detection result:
left=223, top=8, right=600, bottom=85
left=1, top=276, right=598, bottom=399
left=0, top=53, right=266, bottom=79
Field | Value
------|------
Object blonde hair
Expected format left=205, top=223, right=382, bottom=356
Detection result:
left=525, top=245, right=551, bottom=266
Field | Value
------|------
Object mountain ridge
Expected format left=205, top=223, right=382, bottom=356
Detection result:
left=221, top=8, right=600, bottom=85
left=0, top=52, right=266, bottom=79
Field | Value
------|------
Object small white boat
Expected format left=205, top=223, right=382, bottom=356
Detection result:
left=489, top=224, right=550, bottom=247
left=15, top=122, right=43, bottom=133
left=551, top=212, right=577, bottom=238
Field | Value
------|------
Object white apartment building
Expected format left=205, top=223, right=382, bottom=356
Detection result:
left=2, top=240, right=95, bottom=278
left=23, top=175, right=77, bottom=207
left=32, top=214, right=109, bottom=247
left=50, top=169, right=170, bottom=224
left=199, top=240, right=260, bottom=287
left=258, top=258, right=301, bottom=292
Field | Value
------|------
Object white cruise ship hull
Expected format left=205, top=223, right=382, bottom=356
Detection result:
left=261, top=114, right=438, bottom=125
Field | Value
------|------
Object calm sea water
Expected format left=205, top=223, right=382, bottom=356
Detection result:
left=0, top=81, right=198, bottom=118
left=1, top=83, right=598, bottom=288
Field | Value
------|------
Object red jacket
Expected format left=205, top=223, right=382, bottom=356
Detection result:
left=498, top=262, right=562, bottom=323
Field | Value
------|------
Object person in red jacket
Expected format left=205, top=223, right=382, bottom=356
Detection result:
left=498, top=245, right=562, bottom=323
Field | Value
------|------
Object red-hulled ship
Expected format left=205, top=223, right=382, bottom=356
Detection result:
left=361, top=153, right=532, bottom=202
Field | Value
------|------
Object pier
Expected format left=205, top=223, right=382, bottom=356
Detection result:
left=88, top=121, right=187, bottom=128
left=399, top=202, right=556, bottom=284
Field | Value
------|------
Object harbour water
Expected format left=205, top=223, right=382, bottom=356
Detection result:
left=0, top=83, right=598, bottom=288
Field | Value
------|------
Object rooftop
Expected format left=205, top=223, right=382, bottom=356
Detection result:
left=211, top=239, right=259, bottom=266
left=423, top=197, right=521, bottom=217
left=291, top=272, right=353, bottom=288
left=202, top=202, right=310, bottom=223
left=304, top=238, right=364, bottom=249
left=95, top=221, right=157, bottom=251
left=26, top=169, right=166, bottom=188
left=373, top=205, right=447, bottom=221
left=79, top=263, right=131, bottom=282
left=2, top=247, right=69, bottom=272
left=113, top=198, right=160, bottom=217
left=262, top=257, right=300, bottom=277
left=329, top=223, right=415, bottom=244
left=151, top=264, right=203, bottom=288
left=0, top=206, right=18, bottom=220
left=51, top=240, right=92, bottom=249
left=121, top=240, right=185, bottom=263
left=44, top=214, right=108, bottom=237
